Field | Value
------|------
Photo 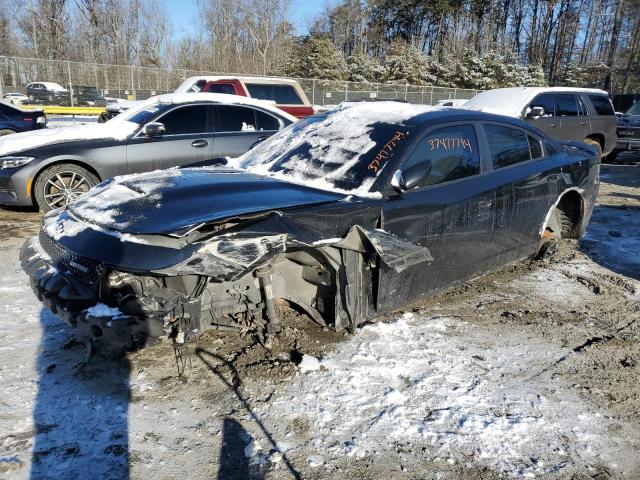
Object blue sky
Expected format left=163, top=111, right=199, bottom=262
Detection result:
left=163, top=0, right=329, bottom=39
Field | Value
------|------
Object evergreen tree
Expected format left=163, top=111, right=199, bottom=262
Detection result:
left=346, top=53, right=384, bottom=82
left=557, top=62, right=588, bottom=87
left=383, top=39, right=428, bottom=84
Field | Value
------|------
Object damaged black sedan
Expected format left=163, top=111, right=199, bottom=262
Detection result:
left=20, top=102, right=599, bottom=349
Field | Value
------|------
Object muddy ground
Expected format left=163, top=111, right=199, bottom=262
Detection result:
left=0, top=158, right=639, bottom=479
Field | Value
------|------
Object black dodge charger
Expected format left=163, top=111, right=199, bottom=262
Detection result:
left=21, top=102, right=599, bottom=350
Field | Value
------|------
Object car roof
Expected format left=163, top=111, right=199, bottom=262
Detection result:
left=404, top=106, right=538, bottom=130
left=330, top=101, right=541, bottom=133
left=464, top=87, right=610, bottom=117
left=28, top=81, right=67, bottom=91
left=118, top=92, right=299, bottom=123
left=178, top=75, right=300, bottom=90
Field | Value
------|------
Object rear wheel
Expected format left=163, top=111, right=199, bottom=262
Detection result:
left=584, top=138, right=602, bottom=159
left=0, top=129, right=16, bottom=136
left=34, top=164, right=99, bottom=212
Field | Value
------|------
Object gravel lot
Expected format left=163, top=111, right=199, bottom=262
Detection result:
left=0, top=159, right=638, bottom=479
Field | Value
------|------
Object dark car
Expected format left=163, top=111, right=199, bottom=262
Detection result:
left=0, top=93, right=295, bottom=211
left=20, top=102, right=599, bottom=350
left=71, top=85, right=108, bottom=107
left=606, top=101, right=640, bottom=162
left=26, top=82, right=68, bottom=104
left=0, top=102, right=46, bottom=136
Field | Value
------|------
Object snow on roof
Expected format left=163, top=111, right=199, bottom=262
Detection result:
left=175, top=75, right=300, bottom=94
left=0, top=121, right=138, bottom=156
left=463, top=87, right=610, bottom=117
left=28, top=81, right=67, bottom=92
left=116, top=92, right=297, bottom=123
left=235, top=101, right=442, bottom=197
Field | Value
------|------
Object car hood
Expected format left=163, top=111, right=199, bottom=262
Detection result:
left=68, top=168, right=347, bottom=235
left=0, top=121, right=137, bottom=156
left=617, top=115, right=640, bottom=127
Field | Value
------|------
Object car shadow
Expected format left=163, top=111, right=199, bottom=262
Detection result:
left=217, top=418, right=264, bottom=480
left=30, top=309, right=131, bottom=480
left=579, top=205, right=640, bottom=281
left=196, top=348, right=301, bottom=480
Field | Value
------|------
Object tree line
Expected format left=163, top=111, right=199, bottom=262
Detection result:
left=1, top=0, right=639, bottom=92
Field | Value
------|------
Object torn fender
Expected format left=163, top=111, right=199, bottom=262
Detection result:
left=159, top=224, right=432, bottom=281
left=313, top=225, right=433, bottom=273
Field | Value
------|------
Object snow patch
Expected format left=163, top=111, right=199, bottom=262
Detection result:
left=260, top=315, right=632, bottom=477
left=84, top=303, right=124, bottom=318
left=298, top=355, right=321, bottom=373
left=0, top=121, right=138, bottom=156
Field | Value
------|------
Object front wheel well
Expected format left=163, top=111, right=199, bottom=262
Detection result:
left=31, top=160, right=102, bottom=207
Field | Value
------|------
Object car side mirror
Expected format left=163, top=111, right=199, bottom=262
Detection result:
left=527, top=106, right=545, bottom=118
left=392, top=161, right=433, bottom=192
left=143, top=122, right=165, bottom=137
left=391, top=170, right=407, bottom=192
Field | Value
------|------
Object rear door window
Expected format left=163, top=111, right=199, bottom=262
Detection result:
left=530, top=93, right=556, bottom=117
left=245, top=84, right=303, bottom=105
left=485, top=124, right=532, bottom=168
left=402, top=124, right=480, bottom=187
left=216, top=105, right=258, bottom=131
left=588, top=94, right=615, bottom=115
left=255, top=110, right=281, bottom=131
left=555, top=94, right=579, bottom=116
left=157, top=105, right=208, bottom=135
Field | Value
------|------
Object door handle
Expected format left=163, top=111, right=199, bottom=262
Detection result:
left=550, top=123, right=558, bottom=127
left=478, top=200, right=492, bottom=207
left=579, top=122, right=587, bottom=125
left=257, top=135, right=269, bottom=141
left=191, top=139, right=208, bottom=148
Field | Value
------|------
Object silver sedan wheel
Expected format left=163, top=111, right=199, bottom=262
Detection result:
left=43, top=171, right=92, bottom=209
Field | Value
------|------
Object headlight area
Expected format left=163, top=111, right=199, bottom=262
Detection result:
left=1, top=156, right=35, bottom=169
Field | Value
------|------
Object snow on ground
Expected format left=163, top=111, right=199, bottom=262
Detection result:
left=256, top=309, right=637, bottom=477
left=1, top=167, right=639, bottom=479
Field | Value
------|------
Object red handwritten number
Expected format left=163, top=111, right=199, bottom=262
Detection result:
left=428, top=137, right=472, bottom=152
left=368, top=131, right=407, bottom=172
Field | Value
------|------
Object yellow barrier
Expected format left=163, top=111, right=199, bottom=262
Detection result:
left=21, top=104, right=105, bottom=116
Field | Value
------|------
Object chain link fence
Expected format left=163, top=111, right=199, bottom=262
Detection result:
left=0, top=56, right=480, bottom=111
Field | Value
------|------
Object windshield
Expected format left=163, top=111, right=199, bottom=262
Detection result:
left=626, top=102, right=640, bottom=115
left=114, top=102, right=165, bottom=125
left=236, top=102, right=423, bottom=195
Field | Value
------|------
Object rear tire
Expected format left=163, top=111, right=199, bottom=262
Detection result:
left=0, top=129, right=16, bottom=136
left=584, top=138, right=602, bottom=159
left=34, top=164, right=99, bottom=212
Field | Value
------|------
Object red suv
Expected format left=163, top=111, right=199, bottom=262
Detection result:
left=200, top=77, right=314, bottom=119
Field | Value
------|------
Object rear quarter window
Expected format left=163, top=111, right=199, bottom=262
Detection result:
left=588, top=94, right=615, bottom=115
left=245, top=84, right=303, bottom=105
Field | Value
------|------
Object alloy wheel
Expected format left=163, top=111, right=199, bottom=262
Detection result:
left=43, top=171, right=92, bottom=209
